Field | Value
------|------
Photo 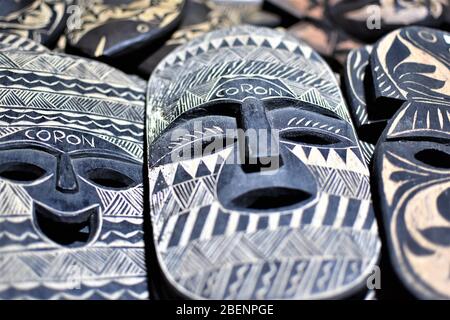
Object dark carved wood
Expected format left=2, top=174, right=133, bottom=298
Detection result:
left=138, top=0, right=281, bottom=76
left=342, top=45, right=381, bottom=163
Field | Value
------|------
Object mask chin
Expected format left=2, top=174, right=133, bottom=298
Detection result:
left=32, top=201, right=101, bottom=248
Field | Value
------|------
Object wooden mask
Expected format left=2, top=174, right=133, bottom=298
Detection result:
left=370, top=27, right=450, bottom=299
left=0, top=39, right=148, bottom=299
left=147, top=26, right=381, bottom=299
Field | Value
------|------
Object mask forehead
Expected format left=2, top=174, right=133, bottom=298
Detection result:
left=147, top=25, right=353, bottom=142
left=0, top=44, right=148, bottom=299
left=386, top=102, right=450, bottom=141
left=0, top=127, right=136, bottom=159
left=0, top=49, right=145, bottom=160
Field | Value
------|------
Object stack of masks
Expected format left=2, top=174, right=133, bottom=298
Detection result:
left=0, top=0, right=448, bottom=301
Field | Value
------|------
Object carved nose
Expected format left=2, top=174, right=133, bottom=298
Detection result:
left=56, top=153, right=78, bottom=193
left=238, top=98, right=282, bottom=172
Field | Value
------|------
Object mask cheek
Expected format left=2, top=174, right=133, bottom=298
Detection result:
left=0, top=178, right=34, bottom=215
left=22, top=177, right=54, bottom=205
left=94, top=184, right=144, bottom=217
left=402, top=181, right=450, bottom=295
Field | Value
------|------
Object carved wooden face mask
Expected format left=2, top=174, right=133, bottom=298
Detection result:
left=147, top=26, right=380, bottom=299
left=0, top=42, right=148, bottom=299
left=371, top=27, right=450, bottom=299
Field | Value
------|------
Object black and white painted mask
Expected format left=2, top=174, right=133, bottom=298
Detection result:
left=147, top=26, right=380, bottom=299
left=371, top=27, right=450, bottom=299
left=0, top=0, right=68, bottom=47
left=0, top=40, right=148, bottom=299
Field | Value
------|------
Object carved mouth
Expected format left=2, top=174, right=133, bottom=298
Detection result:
left=32, top=201, right=101, bottom=248
left=229, top=187, right=312, bottom=212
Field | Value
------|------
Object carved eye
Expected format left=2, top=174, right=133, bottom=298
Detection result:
left=414, top=149, right=450, bottom=169
left=86, top=168, right=136, bottom=190
left=0, top=162, right=46, bottom=183
left=281, top=131, right=342, bottom=146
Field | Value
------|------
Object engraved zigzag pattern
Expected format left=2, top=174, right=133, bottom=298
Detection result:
left=0, top=248, right=147, bottom=284
left=0, top=51, right=139, bottom=88
left=164, top=226, right=379, bottom=299
left=0, top=88, right=144, bottom=122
